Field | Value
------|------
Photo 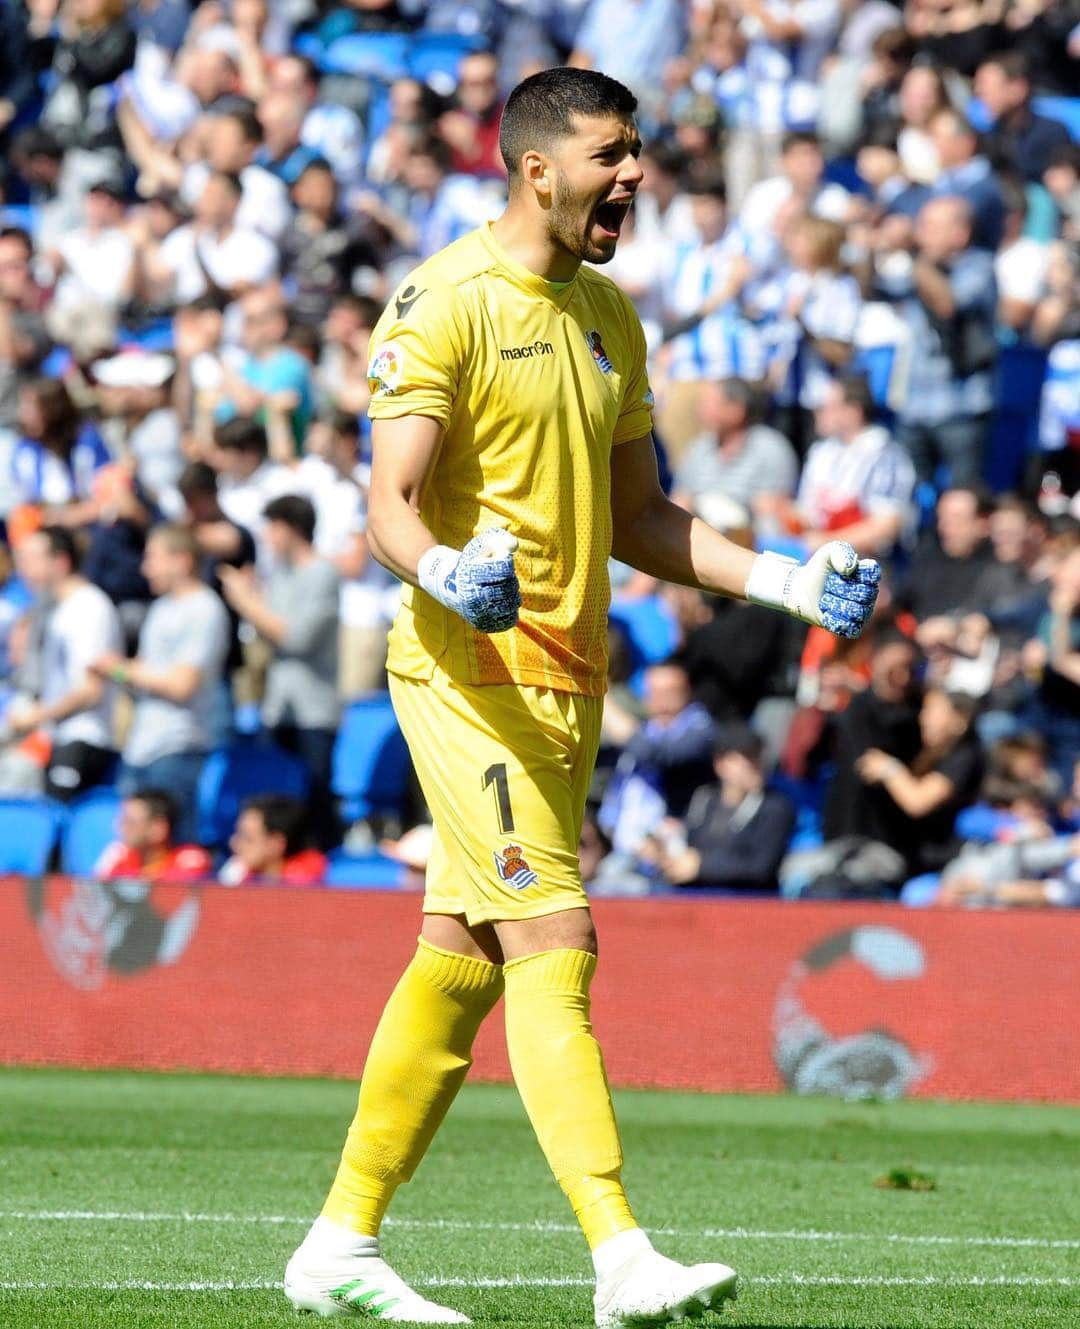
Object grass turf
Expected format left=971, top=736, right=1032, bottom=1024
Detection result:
left=1, top=1069, right=1077, bottom=1328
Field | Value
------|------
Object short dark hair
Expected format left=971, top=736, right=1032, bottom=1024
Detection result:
left=130, top=789, right=178, bottom=835
left=782, top=130, right=820, bottom=154
left=0, top=226, right=32, bottom=257
left=243, top=794, right=307, bottom=857
left=331, top=292, right=383, bottom=327
left=214, top=416, right=268, bottom=457
left=39, top=524, right=81, bottom=572
left=858, top=120, right=902, bottom=153
left=942, top=484, right=995, bottom=518
left=684, top=163, right=727, bottom=201
left=177, top=460, right=219, bottom=500
left=980, top=50, right=1031, bottom=83
left=499, top=67, right=637, bottom=183
left=836, top=372, right=876, bottom=420
left=641, top=140, right=688, bottom=178
left=324, top=409, right=360, bottom=439
left=713, top=722, right=764, bottom=763
left=263, top=494, right=317, bottom=543
left=1046, top=142, right=1080, bottom=175
left=217, top=104, right=262, bottom=144
left=208, top=169, right=244, bottom=198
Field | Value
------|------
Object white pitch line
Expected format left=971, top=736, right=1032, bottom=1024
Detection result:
left=1, top=1275, right=1079, bottom=1292
left=2, top=1211, right=1077, bottom=1251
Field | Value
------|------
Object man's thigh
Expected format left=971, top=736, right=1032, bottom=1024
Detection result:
left=390, top=671, right=601, bottom=926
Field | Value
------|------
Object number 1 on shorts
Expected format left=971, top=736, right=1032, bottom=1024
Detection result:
left=482, top=762, right=515, bottom=834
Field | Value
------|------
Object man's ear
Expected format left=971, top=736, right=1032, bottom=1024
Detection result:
left=521, top=150, right=552, bottom=203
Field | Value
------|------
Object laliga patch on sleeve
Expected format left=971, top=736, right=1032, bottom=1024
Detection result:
left=368, top=340, right=405, bottom=397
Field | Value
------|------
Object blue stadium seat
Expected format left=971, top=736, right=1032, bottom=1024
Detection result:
left=608, top=596, right=679, bottom=671
left=321, top=32, right=410, bottom=81
left=62, top=790, right=122, bottom=877
left=407, top=31, right=487, bottom=87
left=0, top=798, right=65, bottom=875
left=332, top=693, right=411, bottom=823
left=768, top=771, right=825, bottom=852
left=324, top=848, right=405, bottom=888
left=196, top=744, right=310, bottom=848
left=1032, top=95, right=1080, bottom=142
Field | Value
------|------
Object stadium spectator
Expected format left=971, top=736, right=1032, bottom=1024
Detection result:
left=255, top=91, right=319, bottom=188
left=45, top=174, right=134, bottom=321
left=783, top=374, right=916, bottom=559
left=38, top=0, right=135, bottom=156
left=1042, top=143, right=1080, bottom=245
left=672, top=376, right=798, bottom=537
left=179, top=103, right=291, bottom=242
left=895, top=62, right=950, bottom=187
left=94, top=523, right=229, bottom=843
left=148, top=170, right=278, bottom=307
left=279, top=161, right=381, bottom=330
left=568, top=0, right=688, bottom=115
left=642, top=723, right=796, bottom=891
left=207, top=416, right=293, bottom=550
left=10, top=377, right=112, bottom=519
left=973, top=51, right=1071, bottom=183
left=95, top=789, right=212, bottom=883
left=10, top=525, right=121, bottom=800
left=1020, top=543, right=1080, bottom=786
left=899, top=487, right=1007, bottom=622
left=92, top=351, right=183, bottom=518
left=739, top=130, right=851, bottom=239
left=438, top=50, right=505, bottom=178
left=0, top=228, right=52, bottom=439
left=264, top=55, right=365, bottom=193
left=995, top=176, right=1052, bottom=338
left=880, top=196, right=997, bottom=487
left=299, top=412, right=394, bottom=696
left=818, top=627, right=923, bottom=851
left=857, top=686, right=984, bottom=874
left=213, top=284, right=314, bottom=458
left=217, top=494, right=340, bottom=845
left=597, top=660, right=716, bottom=862
left=926, top=108, right=1006, bottom=252
left=218, top=793, right=328, bottom=885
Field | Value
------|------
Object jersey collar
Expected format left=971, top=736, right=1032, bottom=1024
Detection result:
left=480, top=223, right=579, bottom=308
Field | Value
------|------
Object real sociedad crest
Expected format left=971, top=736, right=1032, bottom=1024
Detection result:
left=493, top=844, right=538, bottom=890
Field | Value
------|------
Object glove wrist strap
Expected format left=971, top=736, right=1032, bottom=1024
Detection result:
left=745, top=551, right=801, bottom=616
left=417, top=544, right=462, bottom=610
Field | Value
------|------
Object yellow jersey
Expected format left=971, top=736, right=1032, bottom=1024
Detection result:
left=367, top=223, right=654, bottom=697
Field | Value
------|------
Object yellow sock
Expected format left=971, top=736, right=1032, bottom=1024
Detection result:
left=503, top=948, right=638, bottom=1249
left=322, top=938, right=503, bottom=1234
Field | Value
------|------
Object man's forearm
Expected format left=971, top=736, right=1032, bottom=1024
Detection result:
left=368, top=494, right=438, bottom=587
left=913, top=258, right=955, bottom=319
left=610, top=493, right=756, bottom=599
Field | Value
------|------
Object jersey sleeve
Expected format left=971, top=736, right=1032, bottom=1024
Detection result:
left=612, top=292, right=655, bottom=446
left=367, top=274, right=466, bottom=429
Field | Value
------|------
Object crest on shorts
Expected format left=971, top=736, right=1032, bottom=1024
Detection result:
left=493, top=843, right=537, bottom=890
left=585, top=329, right=614, bottom=375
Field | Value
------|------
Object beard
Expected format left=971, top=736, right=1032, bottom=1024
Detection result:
left=548, top=176, right=617, bottom=266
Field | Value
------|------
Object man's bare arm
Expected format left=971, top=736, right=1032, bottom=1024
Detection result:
left=610, top=436, right=757, bottom=597
left=366, top=415, right=445, bottom=585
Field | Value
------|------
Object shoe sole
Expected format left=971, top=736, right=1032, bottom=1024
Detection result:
left=601, top=1271, right=739, bottom=1327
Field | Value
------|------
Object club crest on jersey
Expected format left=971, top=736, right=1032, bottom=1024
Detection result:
left=368, top=341, right=404, bottom=397
left=585, top=329, right=614, bottom=375
left=493, top=844, right=537, bottom=890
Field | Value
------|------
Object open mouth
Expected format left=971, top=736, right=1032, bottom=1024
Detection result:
left=593, top=198, right=632, bottom=238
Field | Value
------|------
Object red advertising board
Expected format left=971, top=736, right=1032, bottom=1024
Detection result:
left=2, top=876, right=1077, bottom=1101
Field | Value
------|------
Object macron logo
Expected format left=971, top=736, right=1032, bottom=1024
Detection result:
left=500, top=341, right=554, bottom=362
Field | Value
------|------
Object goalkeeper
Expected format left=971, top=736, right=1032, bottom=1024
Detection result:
left=285, top=67, right=879, bottom=1327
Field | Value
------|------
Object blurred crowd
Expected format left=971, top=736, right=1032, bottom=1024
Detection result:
left=0, top=0, right=1077, bottom=904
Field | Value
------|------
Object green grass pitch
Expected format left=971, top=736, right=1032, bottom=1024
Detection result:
left=2, top=1068, right=1078, bottom=1328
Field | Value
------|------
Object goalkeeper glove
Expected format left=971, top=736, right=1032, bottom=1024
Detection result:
left=745, top=540, right=880, bottom=639
left=417, top=528, right=521, bottom=634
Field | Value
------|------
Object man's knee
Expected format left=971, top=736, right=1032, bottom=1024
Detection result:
left=495, top=906, right=597, bottom=962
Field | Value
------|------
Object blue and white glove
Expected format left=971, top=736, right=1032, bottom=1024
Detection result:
left=417, top=528, right=521, bottom=633
left=745, top=541, right=880, bottom=639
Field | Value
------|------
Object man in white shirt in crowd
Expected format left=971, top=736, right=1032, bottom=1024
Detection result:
left=739, top=130, right=851, bottom=237
left=181, top=104, right=292, bottom=242
left=298, top=410, right=396, bottom=695
left=46, top=176, right=135, bottom=318
left=10, top=525, right=123, bottom=800
left=208, top=416, right=293, bottom=562
left=150, top=170, right=278, bottom=307
left=784, top=373, right=915, bottom=559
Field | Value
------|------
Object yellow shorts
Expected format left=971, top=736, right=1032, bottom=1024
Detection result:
left=389, top=668, right=602, bottom=924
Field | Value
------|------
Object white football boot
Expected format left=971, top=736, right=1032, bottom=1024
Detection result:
left=284, top=1218, right=470, bottom=1323
left=593, top=1230, right=737, bottom=1327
